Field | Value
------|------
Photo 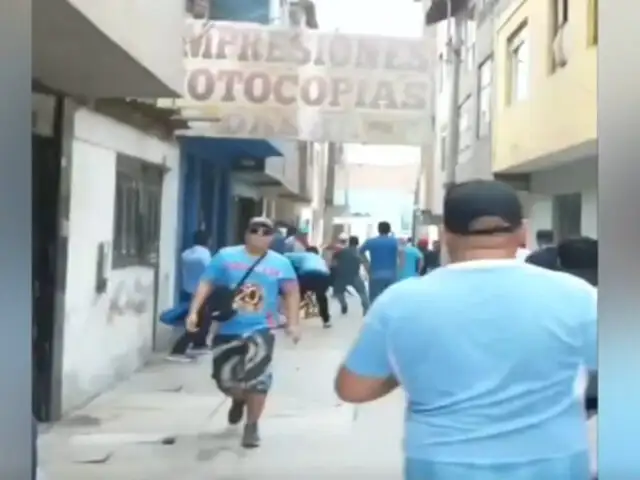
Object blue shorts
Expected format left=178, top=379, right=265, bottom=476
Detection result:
left=405, top=451, right=591, bottom=480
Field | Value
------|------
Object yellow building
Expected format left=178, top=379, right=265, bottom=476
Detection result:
left=492, top=0, right=598, bottom=241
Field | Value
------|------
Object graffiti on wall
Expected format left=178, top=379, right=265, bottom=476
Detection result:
left=107, top=274, right=154, bottom=322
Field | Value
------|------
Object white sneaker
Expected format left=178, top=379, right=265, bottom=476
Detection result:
left=165, top=353, right=195, bottom=363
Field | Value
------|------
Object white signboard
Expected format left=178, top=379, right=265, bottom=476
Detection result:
left=176, top=20, right=433, bottom=145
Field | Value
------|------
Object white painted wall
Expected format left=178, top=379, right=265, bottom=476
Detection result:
left=525, top=158, right=598, bottom=243
left=581, top=188, right=598, bottom=238
left=67, top=0, right=183, bottom=92
left=61, top=107, right=180, bottom=413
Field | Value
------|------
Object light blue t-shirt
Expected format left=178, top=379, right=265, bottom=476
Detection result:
left=285, top=252, right=329, bottom=275
left=360, top=235, right=399, bottom=280
left=344, top=260, right=597, bottom=478
left=181, top=245, right=212, bottom=294
left=400, top=245, right=422, bottom=280
left=201, top=246, right=297, bottom=335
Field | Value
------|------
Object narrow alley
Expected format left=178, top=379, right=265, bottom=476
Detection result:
left=39, top=306, right=405, bottom=479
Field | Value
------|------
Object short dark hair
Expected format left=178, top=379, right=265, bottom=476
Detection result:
left=557, top=236, right=598, bottom=270
left=378, top=221, right=391, bottom=235
left=348, top=235, right=359, bottom=247
left=286, top=226, right=297, bottom=237
left=536, top=229, right=554, bottom=244
left=193, top=230, right=209, bottom=247
left=306, top=246, right=319, bottom=254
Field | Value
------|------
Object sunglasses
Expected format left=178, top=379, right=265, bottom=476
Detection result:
left=248, top=226, right=274, bottom=236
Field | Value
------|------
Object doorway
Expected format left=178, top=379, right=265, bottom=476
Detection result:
left=553, top=192, right=582, bottom=240
left=233, top=196, right=261, bottom=243
left=32, top=132, right=62, bottom=422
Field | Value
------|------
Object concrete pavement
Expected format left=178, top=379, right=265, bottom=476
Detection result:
left=39, top=305, right=405, bottom=479
left=39, top=301, right=597, bottom=479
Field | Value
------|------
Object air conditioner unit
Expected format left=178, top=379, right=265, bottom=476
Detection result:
left=552, top=25, right=568, bottom=68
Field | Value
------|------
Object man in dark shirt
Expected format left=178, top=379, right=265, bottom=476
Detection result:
left=525, top=229, right=558, bottom=269
left=557, top=237, right=598, bottom=415
left=333, top=236, right=369, bottom=315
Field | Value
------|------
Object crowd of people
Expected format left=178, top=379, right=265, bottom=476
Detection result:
left=163, top=179, right=597, bottom=478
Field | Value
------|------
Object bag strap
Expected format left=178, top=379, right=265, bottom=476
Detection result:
left=232, top=252, right=268, bottom=294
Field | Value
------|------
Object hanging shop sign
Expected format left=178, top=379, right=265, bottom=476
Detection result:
left=176, top=20, right=433, bottom=145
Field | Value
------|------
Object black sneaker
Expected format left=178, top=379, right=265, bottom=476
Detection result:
left=241, top=423, right=260, bottom=448
left=227, top=399, right=245, bottom=425
left=323, top=321, right=332, bottom=329
left=340, top=306, right=348, bottom=315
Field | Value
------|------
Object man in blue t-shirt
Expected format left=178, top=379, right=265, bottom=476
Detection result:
left=168, top=230, right=213, bottom=361
left=399, top=238, right=423, bottom=280
left=359, top=221, right=402, bottom=302
left=185, top=217, right=300, bottom=449
left=286, top=247, right=332, bottom=328
left=335, top=180, right=596, bottom=480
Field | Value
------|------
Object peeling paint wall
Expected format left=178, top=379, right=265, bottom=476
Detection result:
left=61, top=108, right=180, bottom=414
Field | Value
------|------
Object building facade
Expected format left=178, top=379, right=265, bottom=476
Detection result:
left=334, top=150, right=421, bottom=239
left=32, top=0, right=184, bottom=420
left=177, top=0, right=336, bottom=255
left=420, top=0, right=598, bottom=244
left=493, top=0, right=598, bottom=241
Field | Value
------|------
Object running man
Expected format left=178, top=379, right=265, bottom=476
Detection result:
left=286, top=246, right=332, bottom=328
left=332, top=235, right=369, bottom=315
left=359, top=221, right=402, bottom=303
left=185, top=217, right=301, bottom=448
left=335, top=180, right=596, bottom=480
left=399, top=238, right=423, bottom=280
left=167, top=230, right=212, bottom=361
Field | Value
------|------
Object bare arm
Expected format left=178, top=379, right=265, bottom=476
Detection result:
left=188, top=281, right=213, bottom=318
left=335, top=294, right=398, bottom=404
left=335, top=367, right=399, bottom=403
left=282, top=281, right=301, bottom=327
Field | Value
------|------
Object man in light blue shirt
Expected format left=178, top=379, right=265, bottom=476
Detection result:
left=286, top=246, right=332, bottom=328
left=359, top=221, right=402, bottom=302
left=186, top=217, right=300, bottom=449
left=335, top=180, right=596, bottom=480
left=399, top=238, right=423, bottom=280
left=168, top=230, right=212, bottom=360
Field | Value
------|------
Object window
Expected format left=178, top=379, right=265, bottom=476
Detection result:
left=587, top=0, right=598, bottom=45
left=477, top=56, right=493, bottom=137
left=508, top=24, right=529, bottom=103
left=112, top=155, right=163, bottom=268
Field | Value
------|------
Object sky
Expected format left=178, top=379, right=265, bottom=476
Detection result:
left=314, top=0, right=425, bottom=166
left=314, top=0, right=424, bottom=37
left=312, top=0, right=424, bottom=223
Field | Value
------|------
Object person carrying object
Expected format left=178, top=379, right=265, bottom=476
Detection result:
left=166, top=230, right=213, bottom=362
left=184, top=217, right=301, bottom=449
left=286, top=246, right=332, bottom=328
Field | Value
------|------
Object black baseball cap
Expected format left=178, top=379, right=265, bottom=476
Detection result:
left=444, top=180, right=524, bottom=235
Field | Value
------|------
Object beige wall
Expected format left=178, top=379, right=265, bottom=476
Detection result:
left=493, top=0, right=597, bottom=172
left=335, top=163, right=420, bottom=194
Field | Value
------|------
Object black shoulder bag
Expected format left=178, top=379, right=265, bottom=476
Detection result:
left=208, top=252, right=268, bottom=322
